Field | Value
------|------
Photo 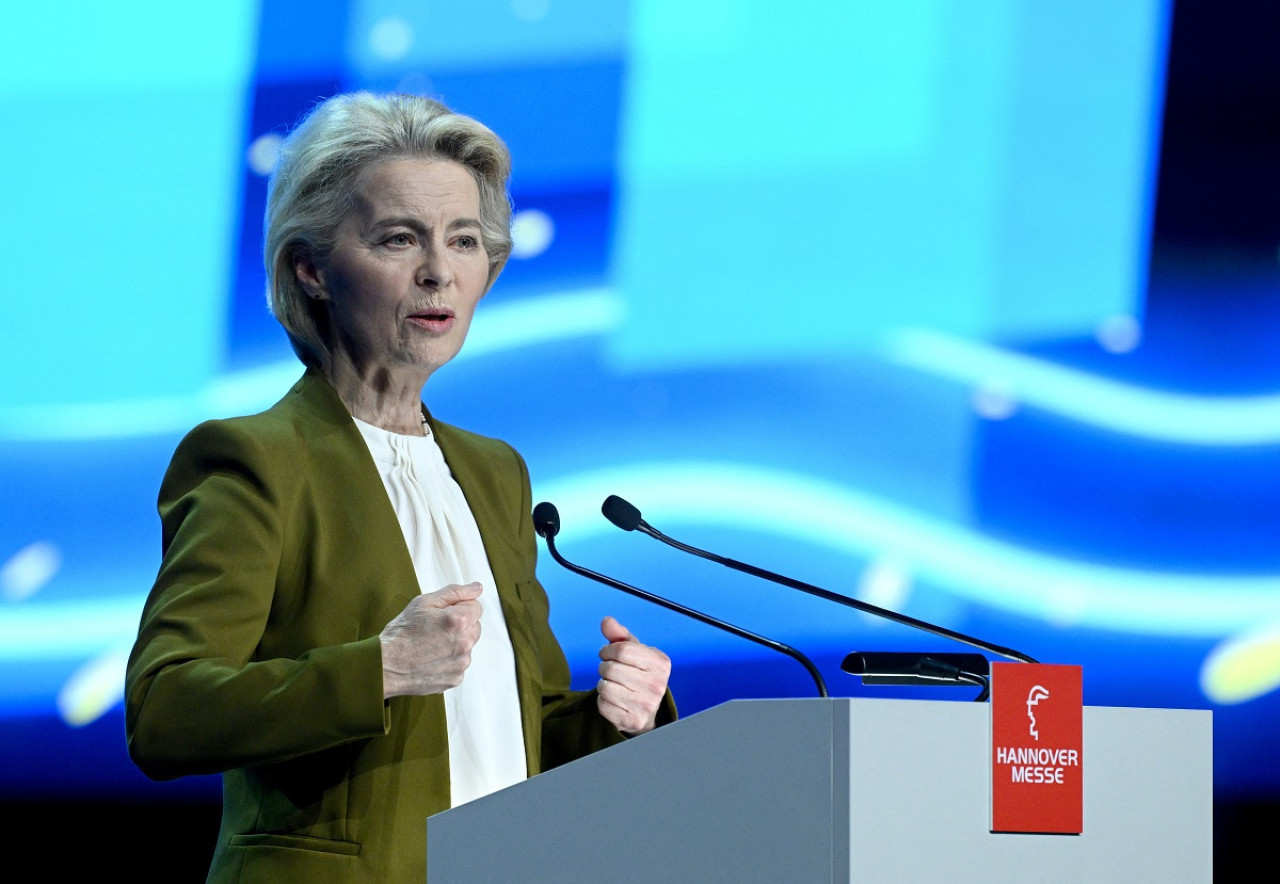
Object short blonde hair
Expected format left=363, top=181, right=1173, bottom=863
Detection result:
left=264, top=92, right=513, bottom=366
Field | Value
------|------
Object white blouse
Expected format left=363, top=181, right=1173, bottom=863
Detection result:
left=354, top=417, right=527, bottom=807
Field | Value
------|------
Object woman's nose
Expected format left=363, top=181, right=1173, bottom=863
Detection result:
left=415, top=244, right=454, bottom=288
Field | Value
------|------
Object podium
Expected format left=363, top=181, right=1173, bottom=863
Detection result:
left=427, top=698, right=1211, bottom=882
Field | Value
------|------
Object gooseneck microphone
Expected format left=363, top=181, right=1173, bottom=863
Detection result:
left=533, top=501, right=828, bottom=698
left=600, top=495, right=1037, bottom=667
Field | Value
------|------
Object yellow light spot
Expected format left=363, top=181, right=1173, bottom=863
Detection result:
left=57, top=648, right=128, bottom=727
left=1200, top=625, right=1280, bottom=705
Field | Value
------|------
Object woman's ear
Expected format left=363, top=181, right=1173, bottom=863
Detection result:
left=293, top=252, right=329, bottom=301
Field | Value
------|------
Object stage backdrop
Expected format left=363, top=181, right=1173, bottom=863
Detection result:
left=3, top=0, right=1279, bottom=802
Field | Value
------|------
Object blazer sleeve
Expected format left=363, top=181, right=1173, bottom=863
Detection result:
left=124, top=420, right=388, bottom=781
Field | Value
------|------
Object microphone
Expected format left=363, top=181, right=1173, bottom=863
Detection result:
left=842, top=652, right=990, bottom=701
left=600, top=495, right=1038, bottom=671
left=533, top=502, right=828, bottom=698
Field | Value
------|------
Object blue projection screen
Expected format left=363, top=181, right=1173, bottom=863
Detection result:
left=3, top=0, right=1278, bottom=804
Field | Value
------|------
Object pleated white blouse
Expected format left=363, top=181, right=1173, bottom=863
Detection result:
left=354, top=417, right=527, bottom=807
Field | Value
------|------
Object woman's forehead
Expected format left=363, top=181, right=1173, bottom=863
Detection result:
left=350, top=158, right=480, bottom=218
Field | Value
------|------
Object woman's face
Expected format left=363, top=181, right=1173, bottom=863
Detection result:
left=296, top=158, right=491, bottom=383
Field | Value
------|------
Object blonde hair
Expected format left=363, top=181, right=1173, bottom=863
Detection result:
left=264, top=92, right=513, bottom=366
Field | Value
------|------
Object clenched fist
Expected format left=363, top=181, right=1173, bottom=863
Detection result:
left=596, top=616, right=671, bottom=735
left=380, top=582, right=483, bottom=699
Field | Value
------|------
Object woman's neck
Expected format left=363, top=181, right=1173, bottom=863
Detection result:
left=322, top=356, right=429, bottom=436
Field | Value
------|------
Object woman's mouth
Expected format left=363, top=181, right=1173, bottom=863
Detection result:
left=408, top=308, right=455, bottom=333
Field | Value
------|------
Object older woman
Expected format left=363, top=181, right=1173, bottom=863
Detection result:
left=125, top=92, right=673, bottom=883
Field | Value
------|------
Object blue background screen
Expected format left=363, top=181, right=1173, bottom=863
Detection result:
left=2, top=0, right=1277, bottom=873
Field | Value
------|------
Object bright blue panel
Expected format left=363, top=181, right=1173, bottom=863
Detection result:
left=0, top=1, right=255, bottom=92
left=990, top=2, right=1170, bottom=336
left=0, top=3, right=257, bottom=406
left=610, top=0, right=1166, bottom=370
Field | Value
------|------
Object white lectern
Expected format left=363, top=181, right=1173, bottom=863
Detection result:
left=427, top=698, right=1211, bottom=882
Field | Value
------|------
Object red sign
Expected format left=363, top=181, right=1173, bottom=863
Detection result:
left=990, top=662, right=1083, bottom=834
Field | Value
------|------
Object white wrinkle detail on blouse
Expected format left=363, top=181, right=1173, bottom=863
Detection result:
left=353, top=416, right=527, bottom=807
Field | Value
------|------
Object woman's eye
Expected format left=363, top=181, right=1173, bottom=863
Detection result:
left=386, top=233, right=412, bottom=247
left=455, top=235, right=479, bottom=250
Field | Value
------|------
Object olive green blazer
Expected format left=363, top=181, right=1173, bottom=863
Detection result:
left=125, top=369, right=659, bottom=883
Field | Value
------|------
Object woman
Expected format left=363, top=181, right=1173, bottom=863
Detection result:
left=125, top=92, right=673, bottom=883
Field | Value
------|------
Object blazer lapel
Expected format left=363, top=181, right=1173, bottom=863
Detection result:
left=289, top=369, right=424, bottom=623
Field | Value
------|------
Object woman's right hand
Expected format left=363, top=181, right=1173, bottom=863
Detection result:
left=379, top=582, right=483, bottom=698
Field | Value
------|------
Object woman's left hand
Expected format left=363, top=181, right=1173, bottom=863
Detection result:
left=596, top=616, right=671, bottom=735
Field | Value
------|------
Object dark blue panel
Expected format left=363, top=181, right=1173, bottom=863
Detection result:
left=255, top=0, right=352, bottom=78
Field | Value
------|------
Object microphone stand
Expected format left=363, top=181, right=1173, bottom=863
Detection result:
left=603, top=495, right=1037, bottom=666
left=535, top=504, right=828, bottom=698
